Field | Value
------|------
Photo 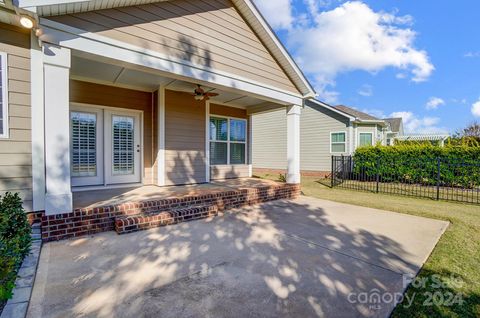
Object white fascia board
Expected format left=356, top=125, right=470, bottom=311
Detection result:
left=233, top=0, right=316, bottom=98
left=308, top=99, right=356, bottom=121
left=15, top=0, right=86, bottom=7
left=39, top=18, right=304, bottom=106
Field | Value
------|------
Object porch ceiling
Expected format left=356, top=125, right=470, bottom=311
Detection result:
left=71, top=53, right=281, bottom=109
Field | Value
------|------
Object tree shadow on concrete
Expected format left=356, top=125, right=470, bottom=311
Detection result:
left=28, top=198, right=450, bottom=318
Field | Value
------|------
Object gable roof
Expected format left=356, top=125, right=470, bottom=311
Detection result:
left=16, top=0, right=316, bottom=98
left=333, top=105, right=380, bottom=121
left=384, top=118, right=403, bottom=133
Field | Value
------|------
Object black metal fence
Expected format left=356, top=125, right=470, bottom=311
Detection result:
left=331, top=156, right=480, bottom=205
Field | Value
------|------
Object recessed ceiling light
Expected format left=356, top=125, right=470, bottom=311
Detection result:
left=20, top=16, right=34, bottom=29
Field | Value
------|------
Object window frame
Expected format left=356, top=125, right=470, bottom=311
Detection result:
left=209, top=115, right=248, bottom=166
left=330, top=131, right=347, bottom=154
left=359, top=132, right=374, bottom=147
left=0, top=52, right=9, bottom=139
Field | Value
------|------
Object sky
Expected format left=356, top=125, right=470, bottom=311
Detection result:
left=253, top=0, right=480, bottom=134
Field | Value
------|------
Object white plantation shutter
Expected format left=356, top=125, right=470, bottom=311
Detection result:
left=71, top=112, right=97, bottom=177
left=112, top=115, right=135, bottom=175
left=0, top=52, right=8, bottom=138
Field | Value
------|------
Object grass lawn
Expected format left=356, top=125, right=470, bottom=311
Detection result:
left=258, top=174, right=480, bottom=318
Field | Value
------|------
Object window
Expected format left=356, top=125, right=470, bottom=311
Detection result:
left=331, top=132, right=346, bottom=153
left=0, top=52, right=8, bottom=138
left=71, top=112, right=97, bottom=177
left=359, top=133, right=373, bottom=147
left=210, top=117, right=247, bottom=165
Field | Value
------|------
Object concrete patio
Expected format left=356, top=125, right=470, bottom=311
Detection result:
left=28, top=196, right=448, bottom=318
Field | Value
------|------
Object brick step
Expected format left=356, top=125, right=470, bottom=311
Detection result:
left=115, top=204, right=219, bottom=235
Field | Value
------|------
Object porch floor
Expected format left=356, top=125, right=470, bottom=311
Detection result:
left=72, top=178, right=284, bottom=210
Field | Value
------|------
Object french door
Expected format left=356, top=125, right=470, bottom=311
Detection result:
left=70, top=105, right=142, bottom=187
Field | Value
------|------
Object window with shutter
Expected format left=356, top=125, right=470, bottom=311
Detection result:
left=209, top=116, right=247, bottom=165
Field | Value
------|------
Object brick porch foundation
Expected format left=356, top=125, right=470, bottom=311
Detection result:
left=40, top=183, right=301, bottom=242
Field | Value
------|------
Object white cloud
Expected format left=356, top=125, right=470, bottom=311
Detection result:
left=426, top=97, right=445, bottom=110
left=472, top=99, right=480, bottom=117
left=255, top=1, right=434, bottom=101
left=358, top=84, right=373, bottom=97
left=390, top=111, right=447, bottom=133
left=464, top=52, right=480, bottom=58
left=254, top=0, right=293, bottom=29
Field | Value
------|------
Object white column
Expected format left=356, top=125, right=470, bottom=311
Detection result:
left=205, top=100, right=210, bottom=183
left=43, top=44, right=72, bottom=215
left=286, top=105, right=301, bottom=184
left=157, top=86, right=166, bottom=186
left=248, top=114, right=253, bottom=177
left=31, top=36, right=45, bottom=212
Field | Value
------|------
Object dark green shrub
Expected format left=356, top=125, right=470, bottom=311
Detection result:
left=0, top=193, right=31, bottom=301
left=353, top=145, right=480, bottom=188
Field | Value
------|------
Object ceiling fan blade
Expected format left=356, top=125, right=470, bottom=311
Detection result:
left=206, top=93, right=219, bottom=97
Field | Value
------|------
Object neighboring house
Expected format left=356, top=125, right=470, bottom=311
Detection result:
left=252, top=101, right=401, bottom=176
left=383, top=117, right=404, bottom=145
left=0, top=0, right=315, bottom=225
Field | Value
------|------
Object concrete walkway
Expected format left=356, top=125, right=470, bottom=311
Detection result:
left=28, top=197, right=448, bottom=318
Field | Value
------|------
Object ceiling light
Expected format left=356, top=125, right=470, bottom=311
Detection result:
left=194, top=94, right=204, bottom=101
left=20, top=16, right=34, bottom=29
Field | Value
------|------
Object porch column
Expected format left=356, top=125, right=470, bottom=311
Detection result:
left=286, top=105, right=301, bottom=184
left=43, top=44, right=73, bottom=215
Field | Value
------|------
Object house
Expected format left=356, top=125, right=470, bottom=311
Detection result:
left=0, top=0, right=315, bottom=240
left=252, top=100, right=402, bottom=176
left=383, top=117, right=404, bottom=145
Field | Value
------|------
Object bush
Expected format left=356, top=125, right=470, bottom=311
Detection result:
left=0, top=193, right=31, bottom=301
left=352, top=145, right=480, bottom=188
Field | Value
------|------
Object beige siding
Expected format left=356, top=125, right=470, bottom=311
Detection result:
left=301, top=104, right=350, bottom=172
left=252, top=108, right=287, bottom=170
left=210, top=165, right=249, bottom=180
left=252, top=104, right=351, bottom=173
left=48, top=0, right=300, bottom=94
left=165, top=90, right=206, bottom=185
left=0, top=23, right=33, bottom=211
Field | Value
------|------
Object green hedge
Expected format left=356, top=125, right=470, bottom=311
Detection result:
left=0, top=193, right=31, bottom=301
left=352, top=145, right=480, bottom=188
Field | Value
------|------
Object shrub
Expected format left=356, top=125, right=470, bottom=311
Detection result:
left=0, top=193, right=31, bottom=301
left=352, top=144, right=480, bottom=188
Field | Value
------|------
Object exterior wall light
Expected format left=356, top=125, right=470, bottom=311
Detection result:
left=20, top=16, right=34, bottom=29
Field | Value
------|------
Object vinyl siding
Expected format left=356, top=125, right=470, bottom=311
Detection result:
left=252, top=104, right=351, bottom=172
left=300, top=104, right=350, bottom=172
left=0, top=23, right=33, bottom=211
left=252, top=108, right=287, bottom=170
left=70, top=80, right=156, bottom=184
left=165, top=89, right=206, bottom=185
left=210, top=103, right=249, bottom=180
left=48, top=0, right=300, bottom=95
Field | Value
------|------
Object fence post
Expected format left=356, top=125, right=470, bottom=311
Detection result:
left=376, top=157, right=380, bottom=193
left=331, top=156, right=334, bottom=188
left=436, top=157, right=441, bottom=201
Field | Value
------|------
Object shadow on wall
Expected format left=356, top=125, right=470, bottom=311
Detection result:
left=31, top=200, right=469, bottom=318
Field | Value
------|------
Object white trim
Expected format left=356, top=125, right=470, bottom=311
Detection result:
left=354, top=124, right=358, bottom=150
left=330, top=131, right=347, bottom=154
left=233, top=0, right=315, bottom=97
left=30, top=37, right=46, bottom=211
left=205, top=100, right=210, bottom=182
left=358, top=132, right=374, bottom=147
left=0, top=52, right=9, bottom=139
left=248, top=114, right=253, bottom=177
left=209, top=114, right=248, bottom=166
left=39, top=18, right=304, bottom=106
left=157, top=86, right=165, bottom=186
left=70, top=75, right=157, bottom=93
left=307, top=99, right=355, bottom=121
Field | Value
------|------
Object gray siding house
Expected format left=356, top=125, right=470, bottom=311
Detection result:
left=253, top=100, right=398, bottom=176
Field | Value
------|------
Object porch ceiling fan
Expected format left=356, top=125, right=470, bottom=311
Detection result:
left=193, top=85, right=219, bottom=101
